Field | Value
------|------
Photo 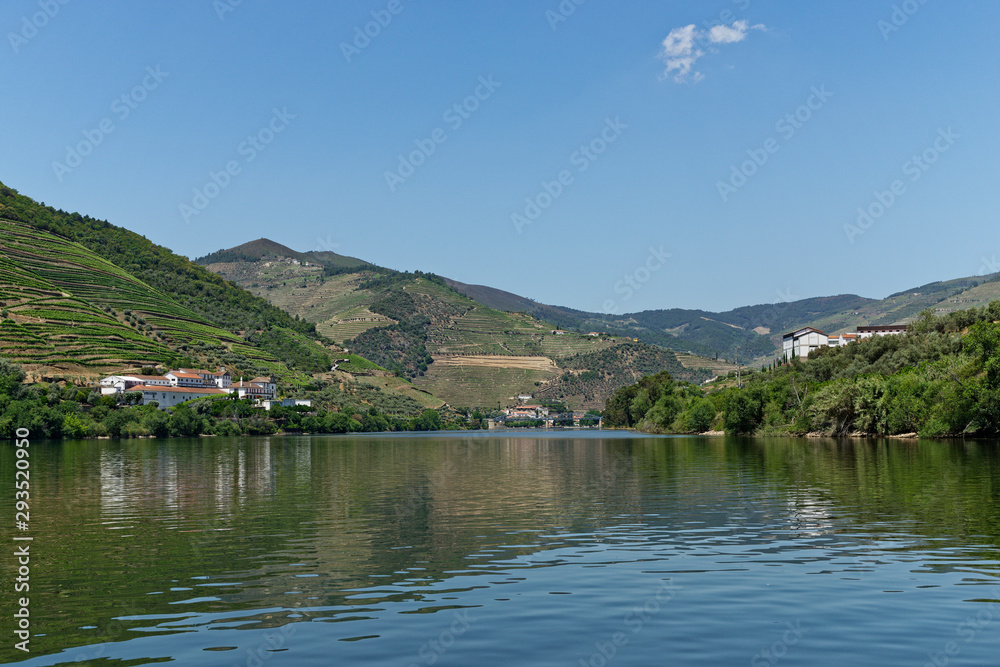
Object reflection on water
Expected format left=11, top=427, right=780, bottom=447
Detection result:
left=3, top=433, right=1000, bottom=665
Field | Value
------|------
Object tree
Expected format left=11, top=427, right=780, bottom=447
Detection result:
left=414, top=409, right=442, bottom=431
left=168, top=405, right=203, bottom=437
left=62, top=413, right=88, bottom=439
left=325, top=411, right=360, bottom=433
left=682, top=398, right=716, bottom=433
left=0, top=359, right=26, bottom=398
left=723, top=389, right=764, bottom=435
left=103, top=409, right=138, bottom=438
left=645, top=393, right=682, bottom=430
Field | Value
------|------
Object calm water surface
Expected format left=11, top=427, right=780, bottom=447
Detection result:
left=2, top=432, right=1000, bottom=666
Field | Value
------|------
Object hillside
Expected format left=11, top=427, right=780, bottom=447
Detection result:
left=198, top=243, right=703, bottom=409
left=446, top=274, right=1000, bottom=366
left=0, top=181, right=455, bottom=417
left=0, top=218, right=292, bottom=380
left=0, top=182, right=342, bottom=376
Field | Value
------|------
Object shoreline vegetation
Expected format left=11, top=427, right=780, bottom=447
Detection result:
left=606, top=302, right=1000, bottom=439
left=0, top=359, right=494, bottom=439
left=5, top=301, right=999, bottom=442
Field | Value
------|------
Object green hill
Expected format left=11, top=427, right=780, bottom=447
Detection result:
left=198, top=241, right=702, bottom=409
left=0, top=218, right=253, bottom=377
left=0, top=181, right=453, bottom=416
left=0, top=181, right=345, bottom=377
left=197, top=237, right=374, bottom=272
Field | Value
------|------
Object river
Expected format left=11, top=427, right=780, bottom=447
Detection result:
left=2, top=432, right=999, bottom=665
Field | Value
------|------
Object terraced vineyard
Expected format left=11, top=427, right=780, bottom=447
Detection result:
left=0, top=219, right=275, bottom=375
left=320, top=307, right=396, bottom=343
left=673, top=353, right=738, bottom=377
left=416, top=360, right=560, bottom=408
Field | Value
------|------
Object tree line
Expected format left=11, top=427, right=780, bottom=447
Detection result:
left=605, top=302, right=1000, bottom=437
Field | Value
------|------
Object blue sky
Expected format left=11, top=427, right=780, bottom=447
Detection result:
left=2, top=0, right=998, bottom=313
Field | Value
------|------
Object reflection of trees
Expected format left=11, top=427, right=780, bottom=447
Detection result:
left=18, top=435, right=1000, bottom=659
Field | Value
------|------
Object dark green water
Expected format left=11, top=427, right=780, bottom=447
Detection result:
left=2, top=432, right=1000, bottom=666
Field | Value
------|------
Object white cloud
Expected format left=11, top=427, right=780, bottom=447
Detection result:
left=708, top=19, right=750, bottom=44
left=660, top=20, right=765, bottom=83
left=660, top=25, right=705, bottom=83
left=662, top=24, right=699, bottom=58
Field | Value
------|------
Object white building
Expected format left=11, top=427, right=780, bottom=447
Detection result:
left=99, top=374, right=170, bottom=395
left=826, top=333, right=858, bottom=348
left=212, top=368, right=232, bottom=389
left=261, top=398, right=312, bottom=411
left=177, top=367, right=232, bottom=389
left=856, top=325, right=908, bottom=339
left=165, top=371, right=209, bottom=388
left=248, top=376, right=277, bottom=399
left=782, top=327, right=828, bottom=360
left=232, top=379, right=272, bottom=400
left=138, top=385, right=227, bottom=410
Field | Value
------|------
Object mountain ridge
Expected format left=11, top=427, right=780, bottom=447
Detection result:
left=201, top=236, right=1000, bottom=366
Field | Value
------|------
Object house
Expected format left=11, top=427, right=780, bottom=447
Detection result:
left=856, top=325, right=908, bottom=339
left=551, top=330, right=569, bottom=335
left=165, top=371, right=212, bottom=388
left=232, top=378, right=276, bottom=400
left=504, top=405, right=549, bottom=419
left=99, top=374, right=170, bottom=395
left=137, top=385, right=227, bottom=410
left=782, top=327, right=828, bottom=360
left=826, top=333, right=859, bottom=348
left=177, top=367, right=231, bottom=389
left=248, top=376, right=277, bottom=399
left=212, top=368, right=232, bottom=389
